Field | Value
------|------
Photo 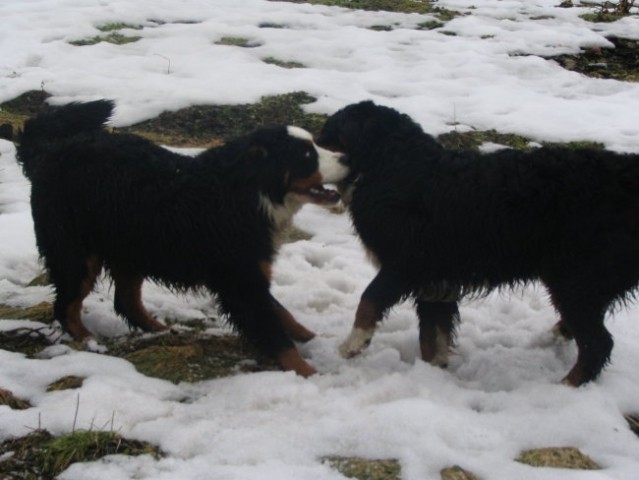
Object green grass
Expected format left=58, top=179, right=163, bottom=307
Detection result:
left=263, top=56, right=306, bottom=68
left=70, top=32, right=142, bottom=46
left=516, top=447, right=601, bottom=470
left=323, top=456, right=401, bottom=480
left=97, top=22, right=143, bottom=32
left=215, top=36, right=262, bottom=48
left=0, top=430, right=163, bottom=478
left=121, top=91, right=328, bottom=146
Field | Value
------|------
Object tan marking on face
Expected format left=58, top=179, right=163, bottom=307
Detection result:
left=259, top=261, right=273, bottom=282
left=289, top=171, right=323, bottom=194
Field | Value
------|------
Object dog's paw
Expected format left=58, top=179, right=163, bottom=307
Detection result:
left=339, top=328, right=374, bottom=358
left=85, top=338, right=108, bottom=353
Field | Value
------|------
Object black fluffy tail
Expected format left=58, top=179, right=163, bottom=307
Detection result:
left=16, top=99, right=114, bottom=179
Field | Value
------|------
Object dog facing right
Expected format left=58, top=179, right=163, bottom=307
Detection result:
left=317, top=100, right=639, bottom=386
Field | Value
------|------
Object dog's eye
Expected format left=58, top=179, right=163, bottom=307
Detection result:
left=305, top=151, right=312, bottom=158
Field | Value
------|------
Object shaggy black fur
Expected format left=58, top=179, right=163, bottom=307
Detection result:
left=317, top=100, right=639, bottom=386
left=15, top=100, right=347, bottom=376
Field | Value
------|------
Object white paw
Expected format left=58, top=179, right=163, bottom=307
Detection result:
left=429, top=326, right=451, bottom=368
left=339, top=328, right=374, bottom=358
left=85, top=338, right=108, bottom=353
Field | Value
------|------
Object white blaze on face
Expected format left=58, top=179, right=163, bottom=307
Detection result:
left=287, top=126, right=348, bottom=183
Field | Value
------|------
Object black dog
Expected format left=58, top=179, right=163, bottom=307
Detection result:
left=317, top=100, right=639, bottom=386
left=14, top=100, right=348, bottom=376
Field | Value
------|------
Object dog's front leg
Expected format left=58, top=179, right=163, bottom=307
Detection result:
left=216, top=282, right=317, bottom=377
left=340, top=269, right=408, bottom=358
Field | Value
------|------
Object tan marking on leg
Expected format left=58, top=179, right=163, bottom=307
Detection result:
left=552, top=320, right=574, bottom=340
left=274, top=302, right=316, bottom=342
left=65, top=300, right=94, bottom=340
left=65, top=255, right=102, bottom=341
left=353, top=298, right=379, bottom=330
left=420, top=326, right=450, bottom=368
left=339, top=298, right=379, bottom=358
left=277, top=347, right=317, bottom=377
left=114, top=272, right=167, bottom=332
left=562, top=364, right=584, bottom=387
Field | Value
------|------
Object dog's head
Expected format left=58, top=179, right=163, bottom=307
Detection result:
left=244, top=125, right=349, bottom=218
left=316, top=101, right=427, bottom=164
left=316, top=101, right=439, bottom=203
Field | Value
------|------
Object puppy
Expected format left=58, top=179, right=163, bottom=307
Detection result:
left=317, top=100, right=639, bottom=386
left=14, top=100, right=349, bottom=376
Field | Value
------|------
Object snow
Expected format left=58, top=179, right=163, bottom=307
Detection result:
left=1, top=0, right=639, bottom=478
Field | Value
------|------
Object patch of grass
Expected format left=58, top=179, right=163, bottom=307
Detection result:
left=263, top=57, right=306, bottom=69
left=269, top=0, right=462, bottom=20
left=437, top=129, right=605, bottom=152
left=215, top=36, right=262, bottom=48
left=544, top=139, right=605, bottom=150
left=120, top=91, right=327, bottom=147
left=106, top=329, right=275, bottom=383
left=0, top=327, right=54, bottom=356
left=97, top=22, right=143, bottom=32
left=0, top=90, right=50, bottom=116
left=0, top=90, right=49, bottom=134
left=259, top=22, right=287, bottom=29
left=70, top=32, right=142, bottom=46
left=270, top=0, right=432, bottom=13
left=47, top=376, right=85, bottom=392
left=438, top=129, right=533, bottom=152
left=0, top=302, right=53, bottom=323
left=433, top=7, right=462, bottom=22
left=549, top=37, right=639, bottom=82
left=440, top=465, right=478, bottom=480
left=417, top=20, right=445, bottom=30
left=4, top=90, right=327, bottom=148
left=323, top=456, right=401, bottom=480
left=0, top=430, right=162, bottom=479
left=0, top=303, right=55, bottom=355
left=516, top=446, right=601, bottom=470
left=369, top=24, right=394, bottom=31
left=580, top=0, right=638, bottom=22
left=0, top=388, right=31, bottom=410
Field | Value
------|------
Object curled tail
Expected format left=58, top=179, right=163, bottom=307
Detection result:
left=15, top=99, right=114, bottom=179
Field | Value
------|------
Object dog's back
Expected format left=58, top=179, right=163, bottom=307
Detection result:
left=16, top=100, right=114, bottom=179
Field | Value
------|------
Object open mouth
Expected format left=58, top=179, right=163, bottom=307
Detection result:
left=297, top=183, right=341, bottom=205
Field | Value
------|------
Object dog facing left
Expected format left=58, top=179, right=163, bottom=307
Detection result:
left=13, top=100, right=348, bottom=376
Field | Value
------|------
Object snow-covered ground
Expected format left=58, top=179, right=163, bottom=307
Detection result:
left=1, top=1, right=639, bottom=478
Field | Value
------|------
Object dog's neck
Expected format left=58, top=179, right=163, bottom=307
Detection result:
left=259, top=193, right=304, bottom=247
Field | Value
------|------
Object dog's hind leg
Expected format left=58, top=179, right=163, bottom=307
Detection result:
left=340, top=269, right=409, bottom=358
left=112, top=270, right=168, bottom=333
left=547, top=288, right=613, bottom=386
left=51, top=255, right=102, bottom=341
left=271, top=295, right=316, bottom=343
left=415, top=300, right=459, bottom=368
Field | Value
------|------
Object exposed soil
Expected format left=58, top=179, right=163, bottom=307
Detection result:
left=549, top=37, right=639, bottom=82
